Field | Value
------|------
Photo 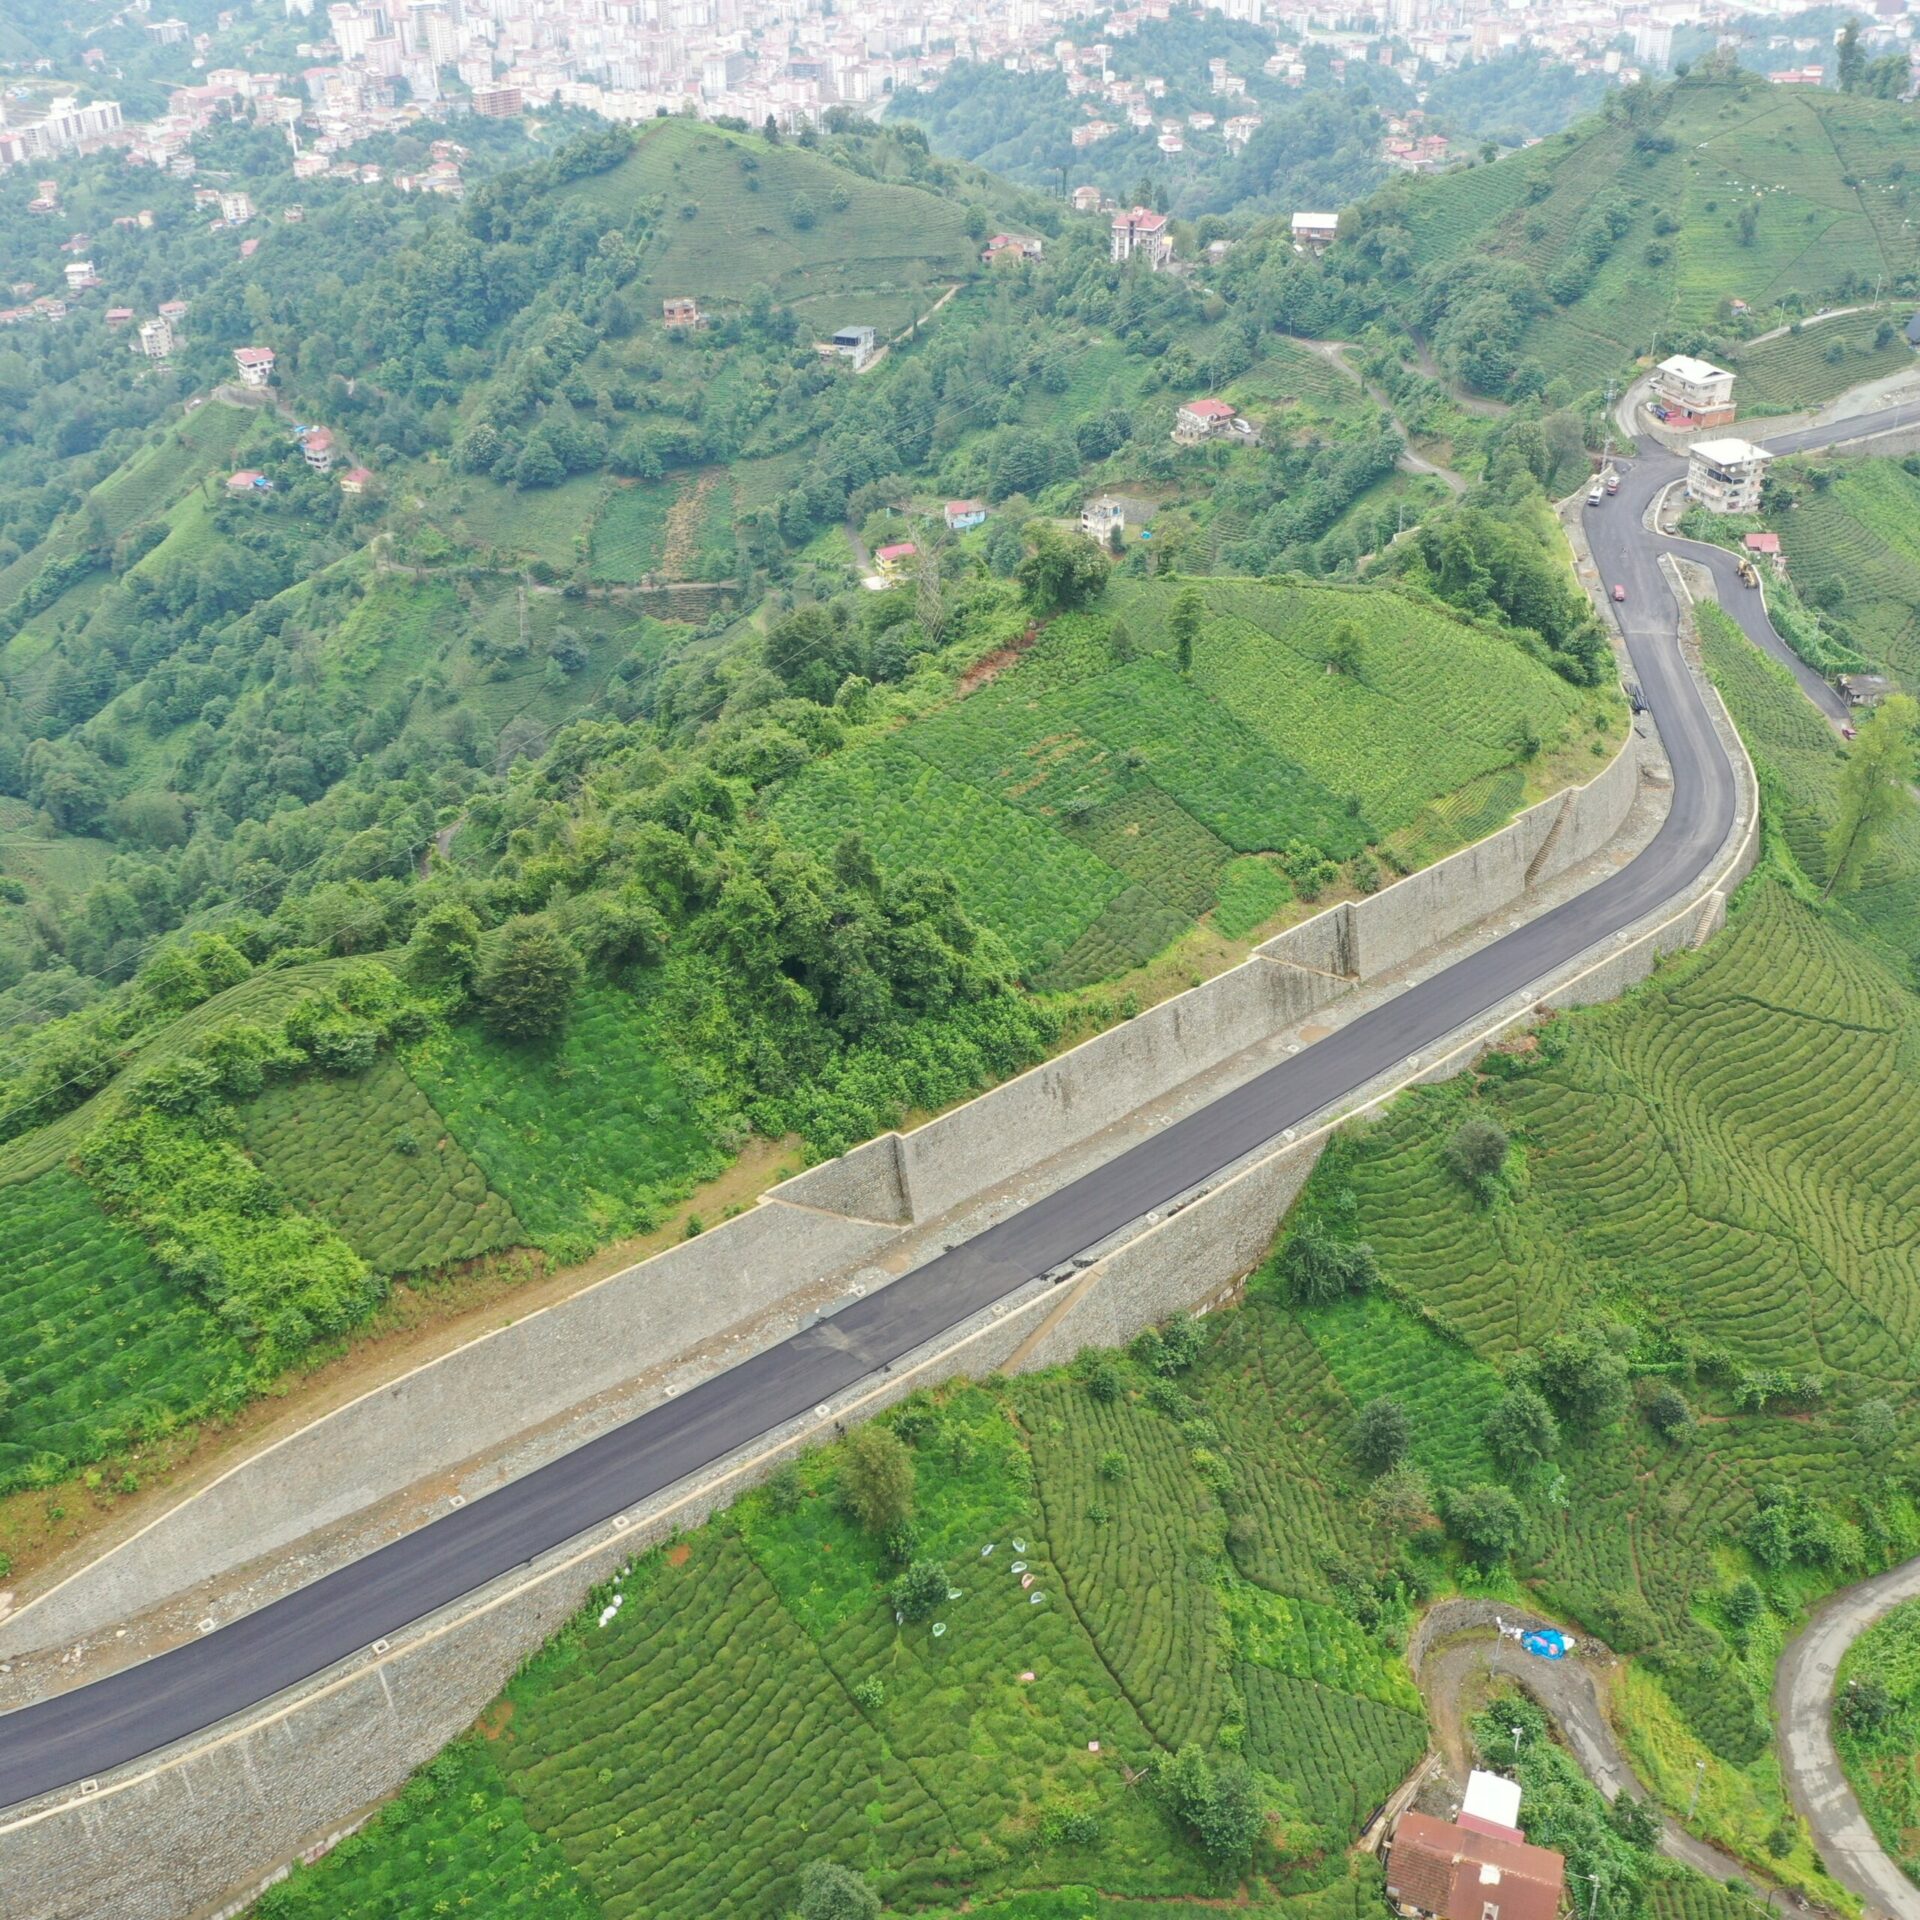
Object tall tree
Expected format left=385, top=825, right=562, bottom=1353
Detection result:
left=1169, top=586, right=1203, bottom=676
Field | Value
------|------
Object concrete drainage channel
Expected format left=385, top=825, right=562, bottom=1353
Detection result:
left=0, top=630, right=1759, bottom=1920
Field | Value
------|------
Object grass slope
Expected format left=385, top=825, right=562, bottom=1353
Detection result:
left=1834, top=1597, right=1920, bottom=1886
left=1777, top=457, right=1920, bottom=691
left=1383, top=78, right=1920, bottom=401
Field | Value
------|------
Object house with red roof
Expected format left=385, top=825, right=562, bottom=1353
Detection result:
left=944, top=500, right=987, bottom=531
left=339, top=466, right=375, bottom=495
left=1173, top=397, right=1257, bottom=446
left=1110, top=206, right=1172, bottom=269
left=300, top=425, right=335, bottom=472
left=232, top=344, right=275, bottom=387
left=1386, top=1774, right=1565, bottom=1920
left=874, top=541, right=917, bottom=576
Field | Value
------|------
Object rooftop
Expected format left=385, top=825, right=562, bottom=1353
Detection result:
left=1690, top=437, right=1771, bottom=465
left=1659, top=352, right=1732, bottom=384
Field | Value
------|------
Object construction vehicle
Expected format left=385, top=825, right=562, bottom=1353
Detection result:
left=1587, top=481, right=1604, bottom=506
left=1737, top=557, right=1760, bottom=589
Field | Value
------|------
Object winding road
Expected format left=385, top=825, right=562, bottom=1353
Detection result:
left=3, top=398, right=1919, bottom=1865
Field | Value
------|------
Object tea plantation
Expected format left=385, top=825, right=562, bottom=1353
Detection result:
left=250, top=545, right=1920, bottom=1920
left=1776, top=457, right=1920, bottom=693
left=776, top=588, right=1594, bottom=988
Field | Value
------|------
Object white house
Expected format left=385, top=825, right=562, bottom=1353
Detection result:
left=1291, top=210, right=1340, bottom=253
left=1080, top=495, right=1126, bottom=540
left=1653, top=354, right=1736, bottom=427
left=944, top=500, right=987, bottom=531
left=136, top=316, right=173, bottom=358
left=232, top=344, right=275, bottom=386
left=1687, top=437, right=1772, bottom=513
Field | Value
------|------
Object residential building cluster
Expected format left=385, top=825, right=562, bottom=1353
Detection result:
left=9, top=0, right=1913, bottom=207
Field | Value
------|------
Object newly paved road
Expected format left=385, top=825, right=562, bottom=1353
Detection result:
left=0, top=398, right=1909, bottom=1818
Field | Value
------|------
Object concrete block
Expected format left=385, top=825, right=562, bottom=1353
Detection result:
left=766, top=1132, right=913, bottom=1224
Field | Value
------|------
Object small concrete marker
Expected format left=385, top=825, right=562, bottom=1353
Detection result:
left=612, top=1514, right=630, bottom=1531
left=197, top=1618, right=217, bottom=1635
left=449, top=1494, right=465, bottom=1508
left=371, top=1638, right=390, bottom=1655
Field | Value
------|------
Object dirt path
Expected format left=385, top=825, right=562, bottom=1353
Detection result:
left=1412, top=1600, right=1761, bottom=1890
left=1305, top=340, right=1470, bottom=497
left=1407, top=334, right=1511, bottom=417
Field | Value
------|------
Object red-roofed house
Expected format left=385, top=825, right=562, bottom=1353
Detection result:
left=1385, top=1810, right=1565, bottom=1920
left=339, top=465, right=374, bottom=495
left=1744, top=530, right=1785, bottom=575
left=945, top=500, right=987, bottom=531
left=232, top=344, right=275, bottom=386
left=1110, top=206, right=1172, bottom=269
left=106, top=307, right=134, bottom=327
left=982, top=233, right=1043, bottom=266
left=300, top=426, right=335, bottom=472
left=875, top=541, right=918, bottom=575
left=1174, top=397, right=1258, bottom=445
left=226, top=469, right=271, bottom=493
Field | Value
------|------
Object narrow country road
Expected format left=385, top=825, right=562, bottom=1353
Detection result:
left=1414, top=1603, right=1753, bottom=1888
left=1306, top=339, right=1469, bottom=496
left=1777, top=1561, right=1920, bottom=1919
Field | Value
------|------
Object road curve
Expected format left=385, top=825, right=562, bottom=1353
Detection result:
left=1777, top=1556, right=1920, bottom=1917
left=1, top=399, right=1908, bottom=1818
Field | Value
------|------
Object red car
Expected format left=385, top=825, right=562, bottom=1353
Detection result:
left=1612, top=584, right=1627, bottom=603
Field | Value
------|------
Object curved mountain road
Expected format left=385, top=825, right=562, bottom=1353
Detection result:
left=1, top=399, right=1915, bottom=1826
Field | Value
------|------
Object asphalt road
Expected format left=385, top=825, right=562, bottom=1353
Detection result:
left=0, top=399, right=1907, bottom=1818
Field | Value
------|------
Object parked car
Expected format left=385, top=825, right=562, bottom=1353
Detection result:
left=1587, top=484, right=1604, bottom=506
left=1612, top=583, right=1627, bottom=603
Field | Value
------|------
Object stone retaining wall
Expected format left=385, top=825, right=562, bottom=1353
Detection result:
left=0, top=728, right=1645, bottom=1663
left=0, top=663, right=1759, bottom=1920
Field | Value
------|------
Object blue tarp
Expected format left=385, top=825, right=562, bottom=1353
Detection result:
left=1522, top=1629, right=1570, bottom=1660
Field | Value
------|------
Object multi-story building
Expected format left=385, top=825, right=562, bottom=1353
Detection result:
left=1110, top=206, right=1171, bottom=268
left=1687, top=437, right=1772, bottom=513
left=138, top=317, right=174, bottom=358
left=232, top=344, right=276, bottom=387
left=1652, top=353, right=1736, bottom=427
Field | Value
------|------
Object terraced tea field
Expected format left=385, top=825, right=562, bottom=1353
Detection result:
left=1729, top=309, right=1915, bottom=416
left=1834, top=1596, right=1920, bottom=1886
left=779, top=584, right=1595, bottom=988
left=0, top=1169, right=247, bottom=1493
left=408, top=982, right=725, bottom=1260
left=1776, top=458, right=1920, bottom=689
left=239, top=1058, right=524, bottom=1277
left=562, top=116, right=977, bottom=318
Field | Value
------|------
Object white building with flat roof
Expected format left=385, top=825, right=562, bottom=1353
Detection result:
left=1654, top=353, right=1736, bottom=426
left=1688, top=437, right=1771, bottom=513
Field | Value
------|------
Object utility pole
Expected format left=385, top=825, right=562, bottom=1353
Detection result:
left=1588, top=1873, right=1605, bottom=1920
left=1511, top=1724, right=1525, bottom=1756
left=1687, top=1759, right=1705, bottom=1819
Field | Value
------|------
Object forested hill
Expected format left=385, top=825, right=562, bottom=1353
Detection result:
left=0, top=95, right=1634, bottom=1533
left=901, top=13, right=1604, bottom=219
left=1227, top=62, right=1920, bottom=404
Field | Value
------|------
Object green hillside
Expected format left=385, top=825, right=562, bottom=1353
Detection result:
left=1834, top=1597, right=1920, bottom=1886
left=246, top=580, right=1920, bottom=1920
left=1279, top=70, right=1920, bottom=407
left=1773, top=455, right=1920, bottom=691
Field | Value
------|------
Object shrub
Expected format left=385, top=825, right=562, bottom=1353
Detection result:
left=838, top=1423, right=915, bottom=1536
left=473, top=914, right=583, bottom=1042
left=1281, top=1220, right=1380, bottom=1306
left=1083, top=1353, right=1124, bottom=1403
left=1644, top=1383, right=1693, bottom=1440
left=1444, top=1116, right=1510, bottom=1195
left=1353, top=1396, right=1411, bottom=1475
left=1444, top=1482, right=1524, bottom=1566
left=851, top=1677, right=885, bottom=1711
left=888, top=1558, right=947, bottom=1623
left=1484, top=1383, right=1558, bottom=1475
left=793, top=1860, right=880, bottom=1920
left=1153, top=1744, right=1266, bottom=1867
